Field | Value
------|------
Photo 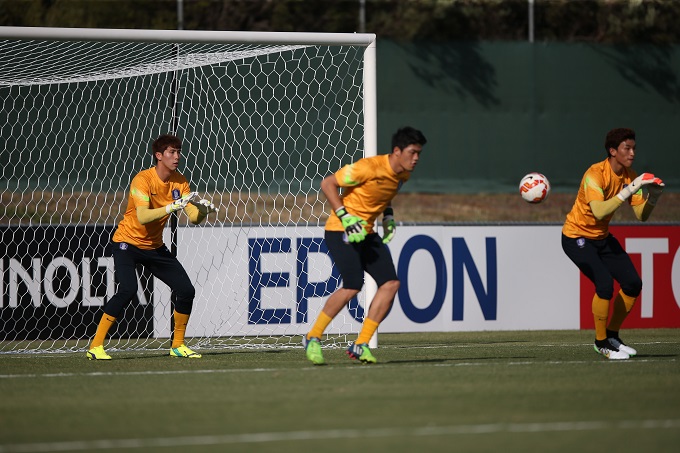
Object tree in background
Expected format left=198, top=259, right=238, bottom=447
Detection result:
left=2, top=0, right=680, bottom=43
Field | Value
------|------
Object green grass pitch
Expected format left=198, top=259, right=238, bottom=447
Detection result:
left=1, top=329, right=678, bottom=453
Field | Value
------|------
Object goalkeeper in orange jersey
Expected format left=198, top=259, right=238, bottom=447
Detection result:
left=303, top=126, right=427, bottom=365
left=87, top=134, right=218, bottom=360
left=562, top=127, right=664, bottom=360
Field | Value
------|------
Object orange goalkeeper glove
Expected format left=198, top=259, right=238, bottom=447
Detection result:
left=617, top=173, right=663, bottom=201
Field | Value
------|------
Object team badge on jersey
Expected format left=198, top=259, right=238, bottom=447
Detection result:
left=172, top=189, right=181, bottom=200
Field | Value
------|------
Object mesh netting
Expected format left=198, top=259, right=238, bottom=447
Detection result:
left=0, top=32, right=374, bottom=353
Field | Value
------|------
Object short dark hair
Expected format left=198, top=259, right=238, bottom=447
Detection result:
left=152, top=134, right=182, bottom=158
left=605, top=128, right=635, bottom=156
left=392, top=126, right=427, bottom=150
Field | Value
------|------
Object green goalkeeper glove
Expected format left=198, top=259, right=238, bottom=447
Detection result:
left=190, top=198, right=219, bottom=215
left=166, top=192, right=198, bottom=214
left=616, top=173, right=663, bottom=201
left=382, top=207, right=396, bottom=244
left=336, top=206, right=367, bottom=243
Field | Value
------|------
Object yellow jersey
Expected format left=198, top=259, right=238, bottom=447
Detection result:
left=325, top=154, right=409, bottom=234
left=562, top=158, right=644, bottom=240
left=112, top=167, right=192, bottom=250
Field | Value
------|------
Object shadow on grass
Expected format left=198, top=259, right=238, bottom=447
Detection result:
left=383, top=356, right=535, bottom=365
left=636, top=354, right=678, bottom=359
left=200, top=349, right=288, bottom=357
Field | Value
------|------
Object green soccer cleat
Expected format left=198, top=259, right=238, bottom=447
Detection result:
left=302, top=336, right=325, bottom=365
left=170, top=344, right=202, bottom=358
left=86, top=345, right=111, bottom=360
left=346, top=342, right=377, bottom=364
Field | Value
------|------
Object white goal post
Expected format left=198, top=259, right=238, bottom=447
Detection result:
left=0, top=27, right=377, bottom=353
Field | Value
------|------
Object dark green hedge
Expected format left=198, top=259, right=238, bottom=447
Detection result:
left=2, top=0, right=680, bottom=43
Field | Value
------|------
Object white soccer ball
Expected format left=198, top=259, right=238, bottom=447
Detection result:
left=519, top=172, right=550, bottom=203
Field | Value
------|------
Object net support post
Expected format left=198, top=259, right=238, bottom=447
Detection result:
left=362, top=38, right=379, bottom=349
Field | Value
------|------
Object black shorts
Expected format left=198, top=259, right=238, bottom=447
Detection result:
left=324, top=231, right=398, bottom=290
left=561, top=233, right=642, bottom=299
left=104, top=241, right=195, bottom=317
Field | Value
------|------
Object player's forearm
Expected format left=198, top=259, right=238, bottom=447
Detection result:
left=590, top=197, right=624, bottom=220
left=638, top=183, right=664, bottom=221
left=634, top=200, right=655, bottom=222
left=136, top=206, right=169, bottom=225
left=184, top=203, right=206, bottom=225
left=320, top=175, right=343, bottom=212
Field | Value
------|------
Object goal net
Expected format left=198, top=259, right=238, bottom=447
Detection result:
left=0, top=27, right=377, bottom=354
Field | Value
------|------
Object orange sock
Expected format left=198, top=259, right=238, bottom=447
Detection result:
left=356, top=317, right=379, bottom=345
left=172, top=311, right=190, bottom=348
left=307, top=311, right=333, bottom=340
left=592, top=295, right=610, bottom=341
left=608, top=290, right=637, bottom=332
left=90, top=314, right=116, bottom=349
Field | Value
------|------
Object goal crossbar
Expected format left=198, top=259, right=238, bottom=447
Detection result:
left=0, top=26, right=376, bottom=46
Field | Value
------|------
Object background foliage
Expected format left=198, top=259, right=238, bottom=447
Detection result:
left=3, top=0, right=680, bottom=43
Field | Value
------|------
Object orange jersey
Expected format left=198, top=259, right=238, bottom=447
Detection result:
left=112, top=167, right=192, bottom=250
left=325, top=154, right=409, bottom=234
left=562, top=158, right=644, bottom=240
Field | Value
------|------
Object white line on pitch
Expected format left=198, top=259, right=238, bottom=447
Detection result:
left=0, top=419, right=679, bottom=452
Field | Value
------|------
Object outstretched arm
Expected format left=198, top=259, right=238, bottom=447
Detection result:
left=590, top=173, right=663, bottom=221
left=136, top=192, right=198, bottom=225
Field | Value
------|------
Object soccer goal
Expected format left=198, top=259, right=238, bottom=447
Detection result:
left=0, top=27, right=377, bottom=353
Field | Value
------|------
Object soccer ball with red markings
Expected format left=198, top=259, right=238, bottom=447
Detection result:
left=519, top=172, right=550, bottom=203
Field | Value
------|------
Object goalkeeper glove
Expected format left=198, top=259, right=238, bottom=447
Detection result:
left=646, top=180, right=665, bottom=206
left=190, top=198, right=219, bottom=215
left=336, top=206, right=367, bottom=243
left=382, top=207, right=396, bottom=244
left=616, top=173, right=663, bottom=201
left=165, top=192, right=198, bottom=214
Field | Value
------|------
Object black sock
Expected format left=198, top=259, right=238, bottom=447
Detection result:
left=595, top=339, right=610, bottom=348
left=606, top=329, right=619, bottom=339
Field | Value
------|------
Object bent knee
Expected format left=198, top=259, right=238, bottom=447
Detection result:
left=622, top=279, right=642, bottom=298
left=595, top=282, right=614, bottom=301
left=381, top=279, right=400, bottom=293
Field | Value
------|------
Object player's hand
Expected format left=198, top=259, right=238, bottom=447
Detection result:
left=165, top=192, right=198, bottom=214
left=382, top=207, right=396, bottom=244
left=616, top=173, right=662, bottom=201
left=646, top=179, right=665, bottom=206
left=336, top=206, right=367, bottom=243
left=190, top=198, right=219, bottom=215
